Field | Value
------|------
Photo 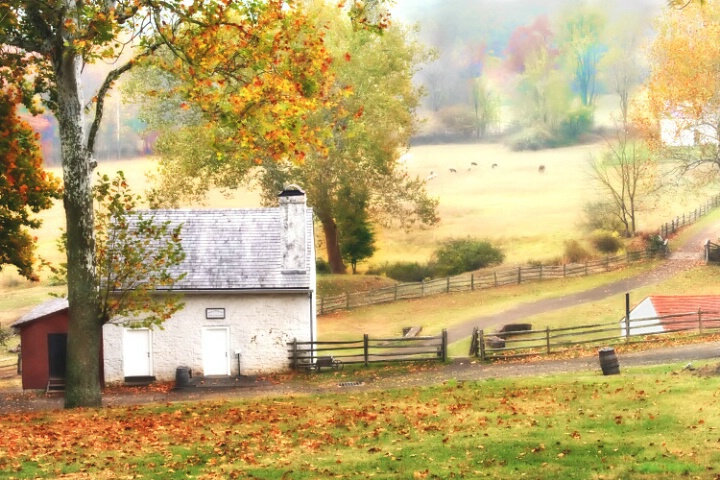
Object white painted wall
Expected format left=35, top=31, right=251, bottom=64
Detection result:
left=103, top=292, right=314, bottom=382
left=620, top=297, right=662, bottom=337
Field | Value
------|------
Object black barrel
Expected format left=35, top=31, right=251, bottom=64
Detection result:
left=598, top=348, right=620, bottom=375
left=175, top=366, right=192, bottom=387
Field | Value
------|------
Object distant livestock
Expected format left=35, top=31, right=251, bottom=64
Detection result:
left=426, top=171, right=437, bottom=181
left=538, top=165, right=546, bottom=173
left=449, top=168, right=457, bottom=173
left=471, top=162, right=478, bottom=166
left=491, top=163, right=498, bottom=169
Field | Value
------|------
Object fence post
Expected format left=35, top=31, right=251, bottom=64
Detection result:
left=363, top=334, right=369, bottom=366
left=540, top=265, right=543, bottom=280
left=517, top=266, right=522, bottom=284
left=698, top=308, right=704, bottom=334
left=471, top=273, right=474, bottom=291
left=441, top=329, right=448, bottom=362
left=625, top=293, right=631, bottom=343
left=479, top=329, right=486, bottom=360
left=320, top=296, right=325, bottom=315
left=563, top=264, right=566, bottom=277
left=546, top=326, right=551, bottom=354
left=421, top=279, right=425, bottom=297
left=346, top=292, right=350, bottom=310
left=447, top=276, right=450, bottom=293
left=585, top=261, right=588, bottom=276
left=605, top=256, right=609, bottom=272
left=292, top=339, right=298, bottom=369
left=395, top=283, right=398, bottom=301
left=494, top=271, right=498, bottom=287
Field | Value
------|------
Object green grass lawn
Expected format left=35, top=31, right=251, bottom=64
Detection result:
left=2, top=362, right=719, bottom=479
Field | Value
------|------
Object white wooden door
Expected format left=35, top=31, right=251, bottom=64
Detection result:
left=202, top=327, right=229, bottom=376
left=123, top=329, right=152, bottom=377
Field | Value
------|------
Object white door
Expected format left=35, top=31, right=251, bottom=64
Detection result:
left=123, top=329, right=152, bottom=377
left=202, top=327, right=229, bottom=376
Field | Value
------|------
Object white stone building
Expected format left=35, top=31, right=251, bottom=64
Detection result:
left=102, top=186, right=317, bottom=382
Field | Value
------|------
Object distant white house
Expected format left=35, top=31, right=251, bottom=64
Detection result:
left=102, top=185, right=317, bottom=382
left=660, top=108, right=719, bottom=147
left=620, top=295, right=720, bottom=337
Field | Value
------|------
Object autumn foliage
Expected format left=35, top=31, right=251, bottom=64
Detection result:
left=0, top=89, right=62, bottom=281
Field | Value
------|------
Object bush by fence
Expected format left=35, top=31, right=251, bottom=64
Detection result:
left=471, top=310, right=720, bottom=360
left=288, top=330, right=447, bottom=369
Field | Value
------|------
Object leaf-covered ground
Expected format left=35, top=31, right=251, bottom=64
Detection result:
left=2, top=362, right=720, bottom=479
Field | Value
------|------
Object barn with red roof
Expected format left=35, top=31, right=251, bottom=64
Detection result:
left=621, top=295, right=720, bottom=336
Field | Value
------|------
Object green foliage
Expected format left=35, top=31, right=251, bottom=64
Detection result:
left=336, top=188, right=377, bottom=274
left=643, top=233, right=668, bottom=258
left=383, top=261, right=434, bottom=283
left=557, top=106, right=594, bottom=142
left=432, top=238, right=505, bottom=277
left=50, top=172, right=187, bottom=328
left=590, top=230, right=623, bottom=254
left=564, top=239, right=592, bottom=263
left=95, top=172, right=187, bottom=328
left=316, top=258, right=332, bottom=275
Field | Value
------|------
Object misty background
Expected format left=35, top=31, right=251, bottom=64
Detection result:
left=27, top=0, right=667, bottom=164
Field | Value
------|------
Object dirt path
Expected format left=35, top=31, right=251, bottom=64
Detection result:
left=446, top=220, right=720, bottom=343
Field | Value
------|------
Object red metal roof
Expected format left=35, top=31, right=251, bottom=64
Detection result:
left=650, top=295, right=720, bottom=317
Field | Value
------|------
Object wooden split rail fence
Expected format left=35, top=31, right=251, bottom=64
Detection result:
left=318, top=192, right=720, bottom=315
left=288, top=330, right=448, bottom=369
left=318, top=250, right=655, bottom=315
left=471, top=310, right=720, bottom=361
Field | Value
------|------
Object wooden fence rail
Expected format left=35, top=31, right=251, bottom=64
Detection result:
left=318, top=250, right=655, bottom=314
left=288, top=330, right=447, bottom=369
left=660, top=194, right=720, bottom=238
left=472, top=310, right=720, bottom=360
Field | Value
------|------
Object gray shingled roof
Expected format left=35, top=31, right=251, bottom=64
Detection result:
left=127, top=207, right=314, bottom=291
left=11, top=297, right=68, bottom=328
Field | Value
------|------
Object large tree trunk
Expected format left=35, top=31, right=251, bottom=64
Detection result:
left=319, top=214, right=346, bottom=274
left=55, top=53, right=102, bottom=408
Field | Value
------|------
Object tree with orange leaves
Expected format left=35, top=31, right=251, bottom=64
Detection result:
left=645, top=2, right=720, bottom=182
left=0, top=89, right=62, bottom=281
left=1, top=0, right=386, bottom=408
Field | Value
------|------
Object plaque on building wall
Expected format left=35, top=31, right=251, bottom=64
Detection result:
left=205, top=308, right=225, bottom=320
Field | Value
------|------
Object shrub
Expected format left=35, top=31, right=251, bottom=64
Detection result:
left=384, top=261, right=434, bottom=283
left=365, top=263, right=386, bottom=276
left=642, top=233, right=668, bottom=258
left=591, top=230, right=623, bottom=254
left=564, top=239, right=591, bottom=263
left=506, top=126, right=557, bottom=151
left=0, top=325, right=11, bottom=347
left=432, top=238, right=505, bottom=277
left=315, top=258, right=331, bottom=274
left=557, top=106, right=594, bottom=144
left=581, top=201, right=625, bottom=233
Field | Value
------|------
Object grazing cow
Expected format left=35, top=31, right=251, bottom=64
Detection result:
left=538, top=165, right=546, bottom=173
left=491, top=163, right=498, bottom=169
left=449, top=168, right=457, bottom=173
left=426, top=171, right=437, bottom=181
left=471, top=162, right=478, bottom=166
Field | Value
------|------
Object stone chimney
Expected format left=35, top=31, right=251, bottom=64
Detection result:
left=278, top=185, right=307, bottom=273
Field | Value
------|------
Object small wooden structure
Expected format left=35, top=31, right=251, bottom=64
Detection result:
left=10, top=298, right=104, bottom=391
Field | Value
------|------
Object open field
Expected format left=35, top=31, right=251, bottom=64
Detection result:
left=1, top=362, right=719, bottom=479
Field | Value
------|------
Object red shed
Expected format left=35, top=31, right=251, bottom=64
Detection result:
left=11, top=298, right=104, bottom=391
